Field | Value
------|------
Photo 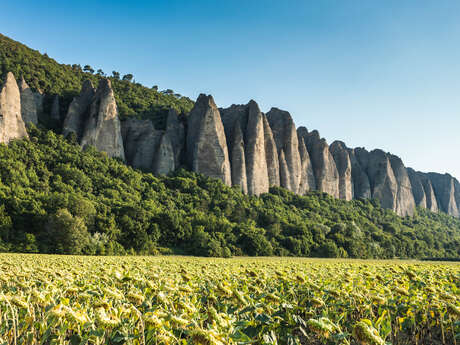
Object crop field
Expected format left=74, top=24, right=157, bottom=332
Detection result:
left=0, top=255, right=458, bottom=345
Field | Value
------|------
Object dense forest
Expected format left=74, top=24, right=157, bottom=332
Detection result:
left=0, top=127, right=459, bottom=258
left=0, top=34, right=194, bottom=129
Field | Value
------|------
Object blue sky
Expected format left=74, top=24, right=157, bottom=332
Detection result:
left=2, top=1, right=460, bottom=178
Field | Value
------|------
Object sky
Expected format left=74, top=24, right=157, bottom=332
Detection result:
left=2, top=0, right=460, bottom=178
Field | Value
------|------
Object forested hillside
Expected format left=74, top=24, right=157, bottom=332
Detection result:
left=0, top=34, right=194, bottom=129
left=0, top=127, right=459, bottom=258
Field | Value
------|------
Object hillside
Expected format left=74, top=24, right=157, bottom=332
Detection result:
left=1, top=33, right=460, bottom=258
left=0, top=33, right=194, bottom=129
left=0, top=127, right=459, bottom=258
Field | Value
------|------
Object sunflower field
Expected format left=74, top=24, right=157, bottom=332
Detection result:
left=0, top=254, right=458, bottom=345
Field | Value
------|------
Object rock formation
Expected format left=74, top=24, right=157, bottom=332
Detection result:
left=407, top=168, right=427, bottom=209
left=5, top=74, right=454, bottom=219
left=263, top=114, right=280, bottom=187
left=122, top=118, right=162, bottom=171
left=19, top=77, right=38, bottom=125
left=220, top=101, right=269, bottom=195
left=266, top=108, right=301, bottom=193
left=366, top=150, right=398, bottom=211
left=298, top=137, right=316, bottom=194
left=389, top=154, right=416, bottom=216
left=229, top=119, right=247, bottom=193
left=0, top=72, right=28, bottom=143
left=417, top=172, right=439, bottom=212
left=298, top=127, right=339, bottom=198
left=165, top=108, right=185, bottom=168
left=330, top=141, right=353, bottom=200
left=186, top=94, right=231, bottom=186
left=347, top=148, right=371, bottom=199
left=153, top=133, right=175, bottom=175
left=427, top=173, right=459, bottom=217
left=62, top=80, right=95, bottom=138
left=278, top=149, right=290, bottom=189
left=80, top=79, right=125, bottom=160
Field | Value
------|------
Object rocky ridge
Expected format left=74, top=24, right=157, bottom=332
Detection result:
left=2, top=73, right=460, bottom=218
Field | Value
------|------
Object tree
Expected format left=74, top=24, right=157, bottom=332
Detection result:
left=151, top=85, right=158, bottom=91
left=112, top=71, right=120, bottom=79
left=46, top=209, right=90, bottom=254
left=83, top=65, right=94, bottom=74
left=122, top=74, right=133, bottom=82
left=96, top=69, right=105, bottom=76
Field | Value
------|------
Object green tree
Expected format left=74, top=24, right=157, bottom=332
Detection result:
left=46, top=209, right=90, bottom=254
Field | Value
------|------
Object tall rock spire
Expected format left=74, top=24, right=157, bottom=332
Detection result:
left=220, top=101, right=269, bottom=194
left=186, top=94, right=231, bottom=186
left=298, top=127, right=339, bottom=198
left=297, top=136, right=316, bottom=194
left=80, top=79, right=125, bottom=161
left=407, top=168, right=427, bottom=209
left=19, top=77, right=38, bottom=125
left=330, top=141, right=353, bottom=200
left=62, top=80, right=95, bottom=138
left=389, top=154, right=416, bottom=216
left=427, top=173, right=459, bottom=217
left=347, top=148, right=371, bottom=199
left=266, top=108, right=301, bottom=193
left=263, top=114, right=280, bottom=187
left=229, top=119, right=248, bottom=193
left=0, top=72, right=28, bottom=143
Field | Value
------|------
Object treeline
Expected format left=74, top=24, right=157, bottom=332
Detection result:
left=0, top=33, right=194, bottom=129
left=0, top=127, right=459, bottom=258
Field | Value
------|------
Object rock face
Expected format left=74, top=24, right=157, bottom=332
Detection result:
left=427, top=173, right=459, bottom=217
left=263, top=114, right=280, bottom=187
left=19, top=78, right=38, bottom=125
left=165, top=108, right=185, bottom=168
left=122, top=118, right=162, bottom=171
left=62, top=80, right=95, bottom=138
left=220, top=101, right=269, bottom=195
left=298, top=127, right=339, bottom=198
left=244, top=101, right=269, bottom=195
left=407, top=168, right=427, bottom=209
left=51, top=81, right=460, bottom=218
left=266, top=108, right=301, bottom=193
left=278, top=149, right=290, bottom=189
left=50, top=95, right=60, bottom=121
left=80, top=79, right=125, bottom=160
left=417, top=172, right=439, bottom=212
left=153, top=133, right=175, bottom=175
left=389, top=154, right=416, bottom=216
left=186, top=94, right=231, bottom=186
left=298, top=137, right=316, bottom=194
left=228, top=119, right=247, bottom=193
left=330, top=141, right=353, bottom=200
left=366, top=150, right=398, bottom=211
left=347, top=148, right=371, bottom=199
left=0, top=72, right=28, bottom=143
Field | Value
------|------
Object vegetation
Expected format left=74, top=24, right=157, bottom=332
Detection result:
left=0, top=33, right=194, bottom=129
left=0, top=254, right=458, bottom=344
left=0, top=127, right=459, bottom=258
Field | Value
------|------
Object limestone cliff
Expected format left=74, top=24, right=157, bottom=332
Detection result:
left=19, top=77, right=38, bottom=125
left=330, top=141, right=353, bottom=200
left=220, top=101, right=269, bottom=195
left=266, top=108, right=301, bottom=193
left=186, top=94, right=231, bottom=186
left=80, top=79, right=125, bottom=160
left=0, top=72, right=28, bottom=143
left=62, top=80, right=95, bottom=138
left=388, top=154, right=416, bottom=216
left=298, top=127, right=339, bottom=198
